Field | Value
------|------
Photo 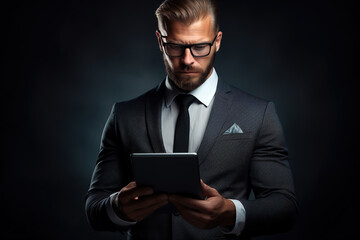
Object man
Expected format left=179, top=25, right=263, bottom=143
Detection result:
left=85, top=0, right=298, bottom=239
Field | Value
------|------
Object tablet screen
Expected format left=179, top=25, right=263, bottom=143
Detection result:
left=131, top=153, right=203, bottom=202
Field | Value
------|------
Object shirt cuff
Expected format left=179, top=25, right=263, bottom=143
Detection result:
left=220, top=199, right=246, bottom=236
left=106, top=192, right=137, bottom=227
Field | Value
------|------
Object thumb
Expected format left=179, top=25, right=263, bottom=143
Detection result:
left=200, top=179, right=219, bottom=197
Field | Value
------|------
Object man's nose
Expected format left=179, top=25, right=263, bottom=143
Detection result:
left=181, top=48, right=195, bottom=65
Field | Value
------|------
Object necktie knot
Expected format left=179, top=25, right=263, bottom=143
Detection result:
left=176, top=94, right=195, bottom=110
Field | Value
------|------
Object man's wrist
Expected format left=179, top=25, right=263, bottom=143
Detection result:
left=110, top=193, right=132, bottom=222
left=219, top=198, right=236, bottom=228
left=106, top=192, right=136, bottom=226
left=220, top=199, right=246, bottom=236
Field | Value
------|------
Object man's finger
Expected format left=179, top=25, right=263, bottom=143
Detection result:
left=134, top=196, right=168, bottom=221
left=124, top=181, right=137, bottom=190
left=118, top=182, right=154, bottom=204
left=200, top=180, right=219, bottom=197
left=119, top=185, right=154, bottom=203
left=127, top=193, right=168, bottom=212
left=171, top=201, right=209, bottom=228
left=169, top=194, right=206, bottom=212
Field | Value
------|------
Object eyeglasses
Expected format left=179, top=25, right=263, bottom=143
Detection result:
left=159, top=32, right=218, bottom=58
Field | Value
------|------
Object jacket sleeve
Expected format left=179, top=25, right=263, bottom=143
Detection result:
left=85, top=103, right=132, bottom=232
left=241, top=102, right=298, bottom=237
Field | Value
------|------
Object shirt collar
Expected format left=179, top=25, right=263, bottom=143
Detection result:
left=164, top=68, right=218, bottom=108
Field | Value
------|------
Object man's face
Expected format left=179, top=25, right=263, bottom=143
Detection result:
left=157, top=15, right=222, bottom=92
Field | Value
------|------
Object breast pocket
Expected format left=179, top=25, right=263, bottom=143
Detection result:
left=218, top=132, right=253, bottom=141
left=202, top=131, right=255, bottom=173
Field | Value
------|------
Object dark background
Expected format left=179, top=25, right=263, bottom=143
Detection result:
left=3, top=0, right=359, bottom=239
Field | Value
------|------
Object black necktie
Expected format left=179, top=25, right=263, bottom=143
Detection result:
left=173, top=94, right=195, bottom=152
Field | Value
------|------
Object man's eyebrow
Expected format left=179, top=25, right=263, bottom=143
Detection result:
left=167, top=39, right=212, bottom=45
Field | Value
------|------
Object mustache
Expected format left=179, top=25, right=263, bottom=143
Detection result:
left=177, top=65, right=202, bottom=73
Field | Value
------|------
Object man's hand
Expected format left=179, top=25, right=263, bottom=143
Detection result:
left=112, top=181, right=168, bottom=222
left=168, top=180, right=236, bottom=229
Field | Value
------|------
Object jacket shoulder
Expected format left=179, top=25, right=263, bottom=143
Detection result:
left=111, top=85, right=160, bottom=114
left=227, top=84, right=269, bottom=108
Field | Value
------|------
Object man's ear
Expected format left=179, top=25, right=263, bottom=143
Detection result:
left=215, top=31, right=223, bottom=52
left=156, top=30, right=163, bottom=52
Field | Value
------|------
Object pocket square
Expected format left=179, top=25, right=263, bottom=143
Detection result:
left=224, top=123, right=243, bottom=134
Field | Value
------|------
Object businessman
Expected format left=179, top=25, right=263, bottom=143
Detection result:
left=85, top=0, right=298, bottom=239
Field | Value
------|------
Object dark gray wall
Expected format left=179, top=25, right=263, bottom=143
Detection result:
left=3, top=0, right=358, bottom=239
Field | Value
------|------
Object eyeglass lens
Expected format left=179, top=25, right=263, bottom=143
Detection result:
left=165, top=44, right=211, bottom=57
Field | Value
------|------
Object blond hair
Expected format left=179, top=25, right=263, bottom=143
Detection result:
left=155, top=0, right=219, bottom=33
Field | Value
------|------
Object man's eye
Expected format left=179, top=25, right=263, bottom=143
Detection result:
left=193, top=45, right=207, bottom=51
left=168, top=44, right=183, bottom=50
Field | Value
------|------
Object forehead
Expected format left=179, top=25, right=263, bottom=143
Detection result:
left=162, top=15, right=215, bottom=43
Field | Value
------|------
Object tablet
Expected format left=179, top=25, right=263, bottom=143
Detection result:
left=131, top=153, right=203, bottom=213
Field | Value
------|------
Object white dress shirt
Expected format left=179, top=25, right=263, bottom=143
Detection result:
left=106, top=68, right=246, bottom=235
left=161, top=69, right=217, bottom=153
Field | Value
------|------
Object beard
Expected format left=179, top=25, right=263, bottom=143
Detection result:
left=163, top=53, right=216, bottom=92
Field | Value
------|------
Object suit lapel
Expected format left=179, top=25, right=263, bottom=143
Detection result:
left=197, top=80, right=232, bottom=165
left=146, top=81, right=166, bottom=153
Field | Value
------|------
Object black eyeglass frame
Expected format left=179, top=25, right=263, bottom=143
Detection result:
left=158, top=31, right=219, bottom=58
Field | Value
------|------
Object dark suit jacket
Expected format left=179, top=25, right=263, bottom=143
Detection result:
left=85, top=79, right=298, bottom=240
